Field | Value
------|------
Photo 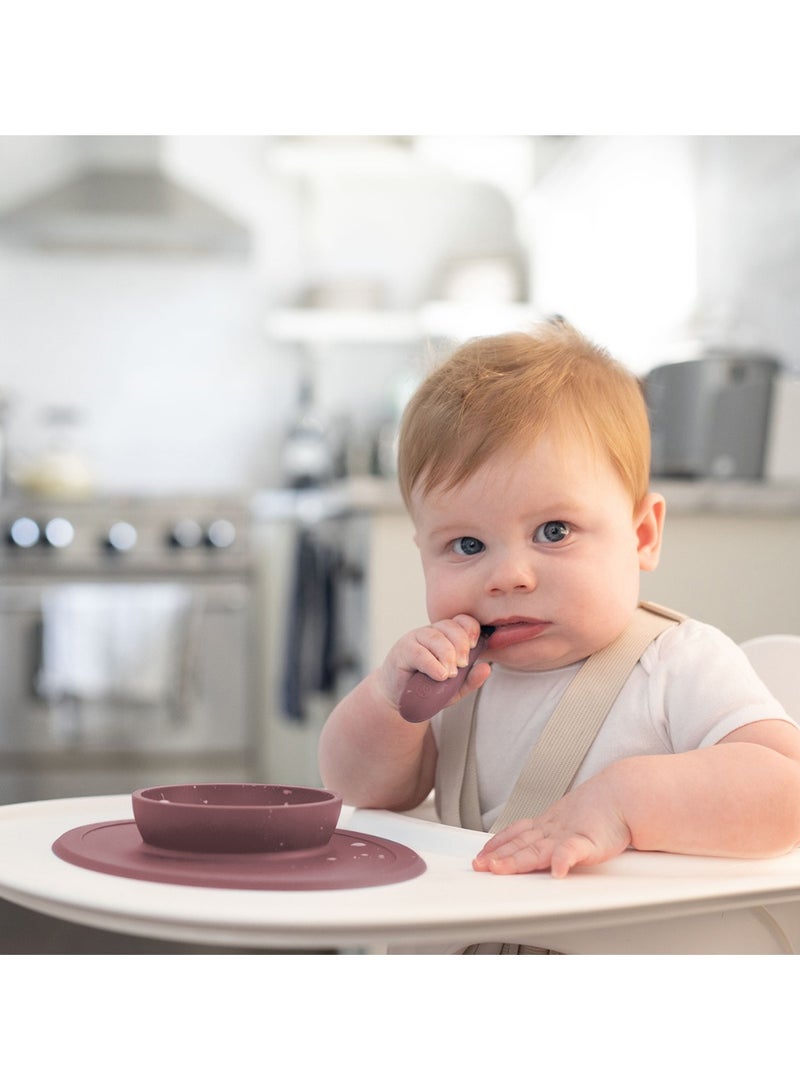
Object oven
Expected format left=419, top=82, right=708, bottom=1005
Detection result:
left=0, top=495, right=260, bottom=805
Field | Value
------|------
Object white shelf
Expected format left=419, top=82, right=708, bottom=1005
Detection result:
left=419, top=301, right=539, bottom=341
left=266, top=138, right=422, bottom=179
left=266, top=136, right=536, bottom=195
left=264, top=308, right=422, bottom=344
left=264, top=303, right=539, bottom=346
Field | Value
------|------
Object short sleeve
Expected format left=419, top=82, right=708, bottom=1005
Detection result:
left=640, top=620, right=798, bottom=753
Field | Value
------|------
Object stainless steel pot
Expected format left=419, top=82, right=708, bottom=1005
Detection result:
left=645, top=351, right=779, bottom=479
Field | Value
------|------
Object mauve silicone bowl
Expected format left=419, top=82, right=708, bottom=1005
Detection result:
left=131, top=783, right=343, bottom=854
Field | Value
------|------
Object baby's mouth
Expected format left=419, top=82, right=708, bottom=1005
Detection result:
left=484, top=618, right=550, bottom=650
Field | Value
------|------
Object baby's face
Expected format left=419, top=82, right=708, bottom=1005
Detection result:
left=410, top=431, right=664, bottom=671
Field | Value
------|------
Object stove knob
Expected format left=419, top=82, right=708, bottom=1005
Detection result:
left=7, top=517, right=41, bottom=548
left=168, top=519, right=204, bottom=549
left=205, top=519, right=236, bottom=549
left=104, top=521, right=138, bottom=552
left=44, top=517, right=75, bottom=549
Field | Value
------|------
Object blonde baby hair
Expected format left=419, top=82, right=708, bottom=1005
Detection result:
left=397, top=320, right=651, bottom=511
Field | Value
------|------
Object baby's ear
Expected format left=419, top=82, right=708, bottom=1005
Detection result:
left=635, top=492, right=665, bottom=572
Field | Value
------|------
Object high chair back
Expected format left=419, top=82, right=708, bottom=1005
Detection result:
left=740, top=634, right=800, bottom=721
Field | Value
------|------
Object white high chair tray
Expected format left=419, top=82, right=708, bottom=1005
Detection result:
left=3, top=794, right=800, bottom=953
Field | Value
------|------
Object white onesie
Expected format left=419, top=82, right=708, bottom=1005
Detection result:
left=432, top=618, right=798, bottom=832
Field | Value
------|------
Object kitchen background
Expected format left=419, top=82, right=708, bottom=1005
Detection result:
left=1, top=132, right=799, bottom=954
left=0, top=133, right=799, bottom=805
left=3, top=133, right=798, bottom=498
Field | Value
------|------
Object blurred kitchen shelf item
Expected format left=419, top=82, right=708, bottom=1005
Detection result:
left=266, top=136, right=537, bottom=196
left=267, top=137, right=422, bottom=178
left=419, top=301, right=539, bottom=341
left=264, top=308, right=421, bottom=344
left=264, top=302, right=539, bottom=346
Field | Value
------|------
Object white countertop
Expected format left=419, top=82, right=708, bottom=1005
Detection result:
left=250, top=476, right=405, bottom=523
left=654, top=477, right=800, bottom=515
left=251, top=476, right=800, bottom=523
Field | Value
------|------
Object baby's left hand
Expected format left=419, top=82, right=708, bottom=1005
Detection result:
left=472, top=773, right=632, bottom=879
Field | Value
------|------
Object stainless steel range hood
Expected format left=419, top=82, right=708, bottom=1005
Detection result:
left=0, top=137, right=250, bottom=257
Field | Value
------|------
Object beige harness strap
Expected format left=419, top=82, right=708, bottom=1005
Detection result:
left=436, top=689, right=482, bottom=829
left=435, top=602, right=685, bottom=833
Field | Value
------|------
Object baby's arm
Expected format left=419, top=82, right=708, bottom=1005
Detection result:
left=473, top=718, right=800, bottom=878
left=318, top=614, right=491, bottom=811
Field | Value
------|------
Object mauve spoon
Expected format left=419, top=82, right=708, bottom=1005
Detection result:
left=398, top=626, right=494, bottom=723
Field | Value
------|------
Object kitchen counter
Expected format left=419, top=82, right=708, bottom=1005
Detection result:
left=250, top=476, right=406, bottom=523
left=653, top=477, right=800, bottom=515
left=251, top=475, right=800, bottom=522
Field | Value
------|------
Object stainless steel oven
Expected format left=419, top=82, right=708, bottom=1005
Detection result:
left=0, top=495, right=260, bottom=805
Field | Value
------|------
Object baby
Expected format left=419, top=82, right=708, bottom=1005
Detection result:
left=319, top=321, right=800, bottom=879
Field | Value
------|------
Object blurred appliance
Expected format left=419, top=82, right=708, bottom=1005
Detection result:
left=0, top=495, right=259, bottom=805
left=645, top=351, right=778, bottom=479
left=280, top=374, right=338, bottom=489
left=0, top=136, right=250, bottom=257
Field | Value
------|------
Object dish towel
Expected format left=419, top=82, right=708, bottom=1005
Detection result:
left=37, top=583, right=196, bottom=705
left=281, top=528, right=340, bottom=722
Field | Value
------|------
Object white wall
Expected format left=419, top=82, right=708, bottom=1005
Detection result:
left=0, top=137, right=294, bottom=493
left=0, top=136, right=521, bottom=495
left=528, top=134, right=800, bottom=479
left=693, top=136, right=800, bottom=372
left=528, top=135, right=698, bottom=372
left=528, top=134, right=800, bottom=379
left=0, top=250, right=297, bottom=494
left=3, top=135, right=800, bottom=496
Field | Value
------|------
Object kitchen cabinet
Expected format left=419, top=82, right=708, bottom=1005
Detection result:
left=364, top=507, right=427, bottom=667
left=641, top=494, right=800, bottom=642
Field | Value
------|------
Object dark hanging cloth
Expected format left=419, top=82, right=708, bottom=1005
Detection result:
left=281, top=527, right=340, bottom=722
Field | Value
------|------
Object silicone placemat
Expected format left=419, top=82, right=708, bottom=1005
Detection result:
left=52, top=821, right=426, bottom=890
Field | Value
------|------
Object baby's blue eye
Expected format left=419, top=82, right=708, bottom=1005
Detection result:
left=534, top=521, right=570, bottom=544
left=453, top=536, right=484, bottom=556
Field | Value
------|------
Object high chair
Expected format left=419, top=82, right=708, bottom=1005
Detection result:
left=740, top=633, right=800, bottom=720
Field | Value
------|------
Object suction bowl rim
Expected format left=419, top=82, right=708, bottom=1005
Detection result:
left=132, top=782, right=342, bottom=812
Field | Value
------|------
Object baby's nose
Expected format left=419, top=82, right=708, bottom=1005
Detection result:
left=487, top=550, right=537, bottom=594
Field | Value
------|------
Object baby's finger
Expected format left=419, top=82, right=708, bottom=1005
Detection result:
left=476, top=841, right=553, bottom=875
left=548, top=836, right=594, bottom=878
left=473, top=818, right=537, bottom=860
left=450, top=613, right=485, bottom=646
left=450, top=661, right=492, bottom=703
left=431, top=617, right=482, bottom=667
left=472, top=826, right=551, bottom=874
left=411, top=626, right=467, bottom=678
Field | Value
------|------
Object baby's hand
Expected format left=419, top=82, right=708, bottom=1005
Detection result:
left=378, top=614, right=491, bottom=719
left=472, top=772, right=632, bottom=878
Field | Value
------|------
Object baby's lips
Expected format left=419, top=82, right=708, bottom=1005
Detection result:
left=398, top=627, right=493, bottom=724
